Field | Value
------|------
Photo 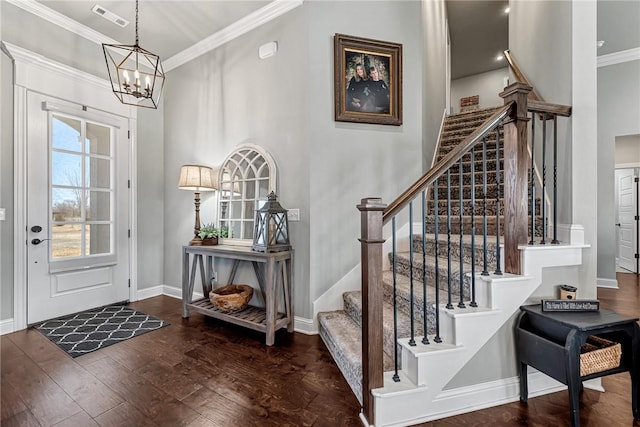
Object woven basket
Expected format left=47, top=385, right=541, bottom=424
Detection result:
left=209, top=284, right=253, bottom=312
left=579, top=335, right=621, bottom=376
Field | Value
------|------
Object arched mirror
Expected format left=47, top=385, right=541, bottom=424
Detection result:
left=217, top=145, right=277, bottom=244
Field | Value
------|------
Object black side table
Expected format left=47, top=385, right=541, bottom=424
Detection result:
left=516, top=304, right=640, bottom=427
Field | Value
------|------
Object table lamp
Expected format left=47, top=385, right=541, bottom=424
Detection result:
left=178, top=164, right=217, bottom=245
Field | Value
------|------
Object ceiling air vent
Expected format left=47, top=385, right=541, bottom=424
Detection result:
left=91, top=5, right=129, bottom=28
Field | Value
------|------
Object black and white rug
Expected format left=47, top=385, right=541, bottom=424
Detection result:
left=36, top=305, right=169, bottom=358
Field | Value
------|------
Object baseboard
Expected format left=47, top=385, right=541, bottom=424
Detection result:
left=0, top=318, right=15, bottom=335
left=137, top=285, right=164, bottom=300
left=399, top=371, right=602, bottom=425
left=162, top=285, right=203, bottom=300
left=294, top=316, right=316, bottom=335
left=597, top=277, right=619, bottom=289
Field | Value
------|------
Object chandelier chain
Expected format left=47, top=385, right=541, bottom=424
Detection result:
left=135, top=0, right=139, bottom=46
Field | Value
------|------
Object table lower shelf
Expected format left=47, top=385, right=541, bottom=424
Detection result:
left=186, top=297, right=288, bottom=334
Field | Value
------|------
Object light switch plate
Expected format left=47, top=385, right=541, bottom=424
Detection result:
left=287, top=209, right=300, bottom=222
left=0, top=208, right=5, bottom=221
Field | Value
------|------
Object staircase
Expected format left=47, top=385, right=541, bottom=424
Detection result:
left=317, top=85, right=579, bottom=426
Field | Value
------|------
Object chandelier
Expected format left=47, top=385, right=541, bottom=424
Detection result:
left=102, top=0, right=165, bottom=109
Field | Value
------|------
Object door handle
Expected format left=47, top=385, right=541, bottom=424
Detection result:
left=615, top=223, right=621, bottom=227
left=31, top=225, right=43, bottom=233
left=31, top=238, right=50, bottom=245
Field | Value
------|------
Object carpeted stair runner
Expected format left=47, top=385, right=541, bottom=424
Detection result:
left=317, top=106, right=539, bottom=404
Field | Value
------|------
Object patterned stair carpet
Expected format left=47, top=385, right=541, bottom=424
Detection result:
left=317, top=106, right=534, bottom=403
left=36, top=305, right=168, bottom=358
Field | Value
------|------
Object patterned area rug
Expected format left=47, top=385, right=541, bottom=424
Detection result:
left=35, top=305, right=168, bottom=358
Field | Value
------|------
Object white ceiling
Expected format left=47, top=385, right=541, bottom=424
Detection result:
left=14, top=1, right=640, bottom=78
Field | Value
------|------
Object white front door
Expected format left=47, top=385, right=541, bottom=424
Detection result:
left=27, top=92, right=131, bottom=324
left=616, top=168, right=638, bottom=273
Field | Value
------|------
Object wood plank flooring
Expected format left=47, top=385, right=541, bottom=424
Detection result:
left=1, top=274, right=638, bottom=426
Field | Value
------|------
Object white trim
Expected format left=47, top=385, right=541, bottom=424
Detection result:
left=391, top=372, right=602, bottom=425
left=431, top=108, right=448, bottom=168
left=163, top=0, right=304, bottom=72
left=13, top=84, right=28, bottom=331
left=615, top=162, right=640, bottom=169
left=162, top=285, right=203, bottom=301
left=137, top=285, right=164, bottom=301
left=597, top=277, right=619, bottom=289
left=0, top=318, right=15, bottom=335
left=5, top=0, right=119, bottom=46
left=8, top=0, right=303, bottom=73
left=598, top=47, right=640, bottom=68
left=293, top=316, right=315, bottom=335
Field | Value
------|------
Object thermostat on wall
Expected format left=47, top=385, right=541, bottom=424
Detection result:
left=259, top=42, right=278, bottom=59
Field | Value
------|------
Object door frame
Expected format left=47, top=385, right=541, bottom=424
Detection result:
left=5, top=42, right=138, bottom=330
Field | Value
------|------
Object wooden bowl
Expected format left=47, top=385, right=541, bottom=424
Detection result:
left=209, top=284, right=253, bottom=312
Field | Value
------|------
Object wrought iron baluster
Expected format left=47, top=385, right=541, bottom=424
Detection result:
left=421, top=190, right=430, bottom=345
left=494, top=127, right=503, bottom=275
left=408, top=201, right=416, bottom=346
left=446, top=169, right=454, bottom=309
left=482, top=137, right=489, bottom=276
left=433, top=179, right=442, bottom=343
left=540, top=113, right=547, bottom=244
left=458, top=158, right=466, bottom=308
left=529, top=113, right=536, bottom=245
left=392, top=217, right=400, bottom=382
left=552, top=115, right=559, bottom=244
left=470, top=145, right=478, bottom=307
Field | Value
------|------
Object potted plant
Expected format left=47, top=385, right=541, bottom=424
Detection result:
left=199, top=224, right=230, bottom=245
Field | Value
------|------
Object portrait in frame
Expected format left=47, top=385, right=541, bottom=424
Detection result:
left=334, top=33, right=402, bottom=126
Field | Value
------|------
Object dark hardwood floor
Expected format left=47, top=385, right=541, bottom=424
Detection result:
left=1, top=274, right=638, bottom=426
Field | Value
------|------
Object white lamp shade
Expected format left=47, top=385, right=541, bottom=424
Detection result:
left=178, top=165, right=216, bottom=191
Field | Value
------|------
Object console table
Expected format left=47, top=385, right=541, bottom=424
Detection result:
left=516, top=304, right=640, bottom=426
left=181, top=245, right=293, bottom=346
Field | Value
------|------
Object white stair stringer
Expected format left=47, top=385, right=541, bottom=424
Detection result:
left=369, top=243, right=588, bottom=427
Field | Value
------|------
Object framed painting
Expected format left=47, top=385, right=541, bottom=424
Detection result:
left=334, top=33, right=402, bottom=126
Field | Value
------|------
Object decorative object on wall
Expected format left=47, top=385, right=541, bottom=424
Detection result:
left=102, top=0, right=165, bottom=109
left=252, top=191, right=290, bottom=253
left=334, top=33, right=402, bottom=126
left=460, top=95, right=480, bottom=112
left=178, top=165, right=216, bottom=245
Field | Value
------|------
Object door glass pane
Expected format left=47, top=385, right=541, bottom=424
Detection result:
left=86, top=123, right=111, bottom=156
left=87, top=191, right=110, bottom=221
left=86, top=224, right=110, bottom=255
left=52, top=152, right=82, bottom=187
left=52, top=188, right=82, bottom=222
left=52, top=116, right=81, bottom=152
left=86, top=157, right=111, bottom=188
left=51, top=223, right=82, bottom=259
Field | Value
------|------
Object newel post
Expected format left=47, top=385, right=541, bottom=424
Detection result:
left=357, top=197, right=386, bottom=425
left=500, top=82, right=532, bottom=274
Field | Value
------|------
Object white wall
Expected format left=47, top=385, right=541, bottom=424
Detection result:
left=615, top=135, right=640, bottom=166
left=597, top=60, right=640, bottom=280
left=450, top=67, right=509, bottom=114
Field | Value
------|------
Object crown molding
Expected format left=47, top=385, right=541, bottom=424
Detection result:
left=163, top=0, right=304, bottom=72
left=6, top=0, right=119, bottom=45
left=8, top=0, right=303, bottom=73
left=597, top=47, right=640, bottom=68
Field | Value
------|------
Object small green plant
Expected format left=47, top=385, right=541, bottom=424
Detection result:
left=199, top=224, right=229, bottom=239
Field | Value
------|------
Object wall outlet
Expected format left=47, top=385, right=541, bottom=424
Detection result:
left=287, top=209, right=300, bottom=222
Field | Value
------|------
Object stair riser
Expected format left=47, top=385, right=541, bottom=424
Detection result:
left=425, top=216, right=545, bottom=237
left=436, top=185, right=502, bottom=200
left=427, top=198, right=542, bottom=216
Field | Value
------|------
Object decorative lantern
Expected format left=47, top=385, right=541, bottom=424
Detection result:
left=252, top=192, right=290, bottom=253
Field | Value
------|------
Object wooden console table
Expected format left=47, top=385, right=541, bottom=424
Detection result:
left=181, top=245, right=293, bottom=346
left=516, top=304, right=640, bottom=426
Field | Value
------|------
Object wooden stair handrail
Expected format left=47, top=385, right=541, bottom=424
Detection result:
left=528, top=99, right=572, bottom=117
left=382, top=102, right=515, bottom=223
left=504, top=49, right=544, bottom=103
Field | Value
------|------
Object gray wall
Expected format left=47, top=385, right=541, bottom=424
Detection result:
left=422, top=0, right=448, bottom=171
left=1, top=48, right=14, bottom=320
left=597, top=60, right=640, bottom=280
left=450, top=67, right=509, bottom=114
left=162, top=1, right=424, bottom=319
